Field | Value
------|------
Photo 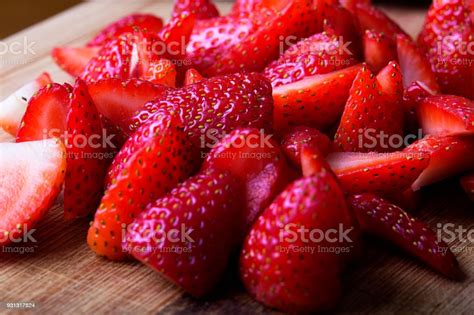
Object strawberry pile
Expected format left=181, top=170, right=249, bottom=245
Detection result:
left=0, top=0, right=473, bottom=312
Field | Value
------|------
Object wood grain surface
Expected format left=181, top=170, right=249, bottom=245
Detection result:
left=0, top=1, right=473, bottom=314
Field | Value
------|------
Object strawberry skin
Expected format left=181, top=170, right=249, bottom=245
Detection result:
left=52, top=46, right=100, bottom=77
left=281, top=126, right=332, bottom=167
left=0, top=139, right=66, bottom=246
left=349, top=194, right=462, bottom=279
left=460, top=172, right=474, bottom=201
left=405, top=134, right=474, bottom=190
left=125, top=168, right=242, bottom=297
left=87, top=14, right=164, bottom=47
left=128, top=73, right=274, bottom=149
left=142, top=59, right=177, bottom=87
left=263, top=30, right=358, bottom=88
left=173, top=0, right=219, bottom=20
left=417, top=95, right=474, bottom=136
left=64, top=80, right=111, bottom=220
left=240, top=172, right=358, bottom=312
left=335, top=63, right=404, bottom=152
left=183, top=68, right=204, bottom=85
left=417, top=0, right=474, bottom=99
left=16, top=83, right=71, bottom=142
left=327, top=151, right=430, bottom=196
left=88, top=112, right=196, bottom=260
left=273, top=64, right=362, bottom=133
left=202, top=128, right=290, bottom=233
left=0, top=72, right=52, bottom=136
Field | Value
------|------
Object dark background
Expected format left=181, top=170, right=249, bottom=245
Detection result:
left=0, top=0, right=431, bottom=39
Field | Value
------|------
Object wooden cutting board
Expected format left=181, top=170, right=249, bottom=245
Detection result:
left=1, top=1, right=473, bottom=314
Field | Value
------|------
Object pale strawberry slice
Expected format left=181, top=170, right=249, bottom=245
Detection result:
left=363, top=30, right=397, bottom=73
left=460, top=172, right=474, bottom=201
left=126, top=168, right=242, bottom=297
left=16, top=83, right=71, bottom=142
left=281, top=126, right=332, bottom=167
left=142, top=59, right=177, bottom=87
left=334, top=62, right=404, bottom=152
left=396, top=34, right=439, bottom=92
left=0, top=73, right=52, bottom=136
left=87, top=14, right=164, bottom=47
left=64, top=80, right=111, bottom=220
left=405, top=135, right=474, bottom=190
left=327, top=151, right=430, bottom=196
left=273, top=64, right=362, bottom=133
left=88, top=112, right=196, bottom=260
left=0, top=139, right=66, bottom=246
left=87, top=78, right=168, bottom=133
left=52, top=46, right=100, bottom=77
left=184, top=68, right=204, bottom=85
left=349, top=194, right=462, bottom=279
left=417, top=95, right=474, bottom=136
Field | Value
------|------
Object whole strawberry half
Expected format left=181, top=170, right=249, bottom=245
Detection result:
left=125, top=167, right=243, bottom=297
left=127, top=73, right=274, bottom=149
left=88, top=112, right=196, bottom=260
left=87, top=14, right=164, bottom=47
left=52, top=46, right=100, bottom=77
left=202, top=128, right=290, bottom=234
left=273, top=64, right=362, bottom=134
left=417, top=0, right=474, bottom=99
left=349, top=194, right=462, bottom=279
left=187, top=0, right=320, bottom=76
left=0, top=139, right=66, bottom=246
left=240, top=164, right=359, bottom=312
left=460, top=172, right=474, bottom=201
left=0, top=72, right=52, bottom=136
left=327, top=151, right=430, bottom=196
left=334, top=62, right=404, bottom=152
left=173, top=0, right=219, bottom=20
left=264, top=30, right=358, bottom=88
left=64, top=79, right=112, bottom=220
left=281, top=126, right=333, bottom=167
left=405, top=134, right=474, bottom=190
left=417, top=95, right=474, bottom=136
left=16, top=83, right=71, bottom=142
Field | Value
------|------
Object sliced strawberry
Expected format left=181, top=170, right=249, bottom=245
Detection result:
left=386, top=188, right=421, bottom=212
left=0, top=72, right=52, bottom=136
left=281, top=126, right=332, bottom=167
left=187, top=1, right=320, bottom=76
left=363, top=30, right=397, bottom=73
left=173, top=0, right=219, bottom=20
left=158, top=11, right=196, bottom=64
left=417, top=95, right=474, bottom=136
left=52, top=46, right=100, bottom=77
left=349, top=194, right=462, bottom=279
left=126, top=167, right=242, bottom=297
left=142, top=59, right=177, bottom=87
left=327, top=151, right=430, bottom=196
left=183, top=68, right=204, bottom=85
left=300, top=146, right=333, bottom=178
left=16, top=83, right=71, bottom=142
left=64, top=80, right=111, bottom=220
left=417, top=0, right=474, bottom=99
left=334, top=62, right=404, bottom=152
left=87, top=78, right=168, bottom=133
left=355, top=3, right=408, bottom=39
left=0, top=139, right=66, bottom=246
left=339, top=0, right=371, bottom=13
left=87, top=14, right=164, bottom=47
left=240, top=169, right=359, bottom=312
left=405, top=134, right=474, bottom=190
left=403, top=80, right=437, bottom=135
left=273, top=64, right=362, bottom=134
left=396, top=34, right=439, bottom=92
left=264, top=30, right=358, bottom=88
left=127, top=72, right=274, bottom=149
left=460, top=172, right=474, bottom=201
left=81, top=34, right=138, bottom=83
left=202, top=128, right=290, bottom=233
left=88, top=112, right=196, bottom=260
